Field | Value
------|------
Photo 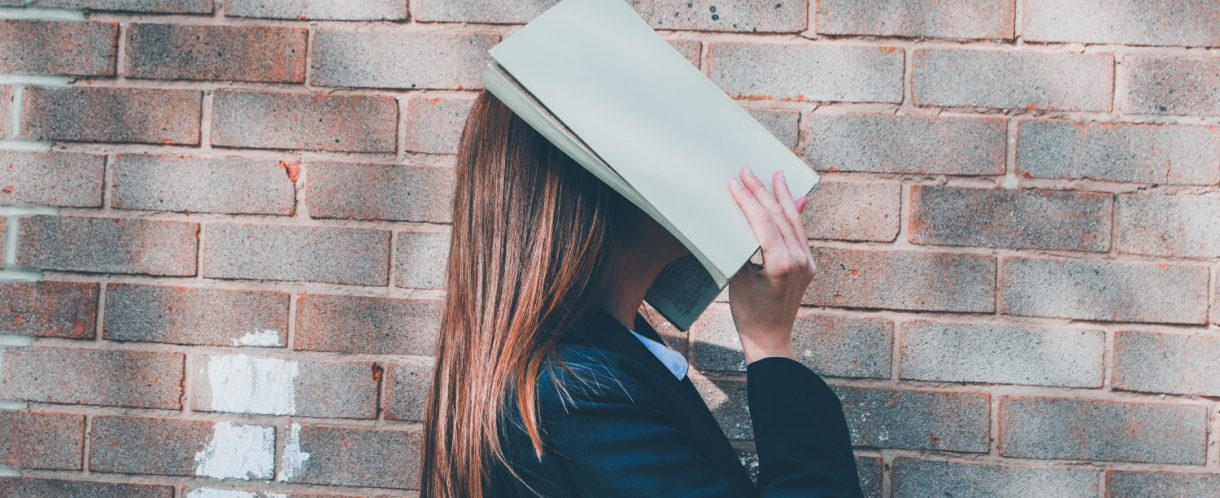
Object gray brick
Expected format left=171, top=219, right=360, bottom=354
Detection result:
left=18, top=216, right=199, bottom=276
left=227, top=0, right=407, bottom=20
left=126, top=24, right=306, bottom=83
left=631, top=0, right=807, bottom=33
left=1113, top=331, right=1220, bottom=397
left=909, top=186, right=1113, bottom=251
left=803, top=248, right=996, bottom=313
left=737, top=451, right=881, bottom=497
left=1017, top=120, right=1220, bottom=185
left=801, top=181, right=900, bottom=242
left=281, top=424, right=421, bottom=489
left=0, top=479, right=172, bottom=498
left=834, top=387, right=991, bottom=452
left=311, top=29, right=498, bottom=90
left=28, top=0, right=212, bottom=13
left=104, top=284, right=288, bottom=347
left=1000, top=397, right=1207, bottom=464
left=21, top=87, right=202, bottom=145
left=1117, top=195, right=1220, bottom=259
left=0, top=347, right=184, bottom=409
left=913, top=49, right=1113, bottom=111
left=1024, top=0, right=1220, bottom=47
left=0, top=281, right=98, bottom=339
left=666, top=38, right=701, bottom=68
left=804, top=114, right=1006, bottom=175
left=90, top=416, right=274, bottom=479
left=893, top=458, right=1099, bottom=498
left=691, top=376, right=752, bottom=439
left=394, top=231, right=450, bottom=290
left=112, top=154, right=295, bottom=215
left=306, top=162, right=454, bottom=223
left=708, top=42, right=903, bottom=103
left=1107, top=471, right=1220, bottom=498
left=0, top=20, right=117, bottom=76
left=384, top=359, right=434, bottom=422
left=0, top=411, right=85, bottom=470
left=1122, top=56, right=1220, bottom=116
left=817, top=0, right=1014, bottom=40
left=211, top=91, right=397, bottom=153
left=413, top=0, right=554, bottom=23
left=0, top=152, right=104, bottom=207
left=192, top=354, right=378, bottom=419
left=202, top=224, right=390, bottom=286
left=1000, top=258, right=1209, bottom=324
left=741, top=105, right=799, bottom=149
left=900, top=322, right=1104, bottom=387
left=404, top=94, right=477, bottom=154
left=295, top=294, right=441, bottom=356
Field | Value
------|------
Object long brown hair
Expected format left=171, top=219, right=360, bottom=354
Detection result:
left=419, top=89, right=630, bottom=497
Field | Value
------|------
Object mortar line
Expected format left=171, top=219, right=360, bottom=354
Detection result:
left=181, top=351, right=194, bottom=415
left=1002, top=117, right=1019, bottom=188
left=1102, top=330, right=1114, bottom=390
left=304, top=22, right=316, bottom=89
left=95, top=283, right=106, bottom=343
left=101, top=154, right=114, bottom=213
left=1013, top=0, right=1024, bottom=43
left=199, top=91, right=214, bottom=151
left=889, top=319, right=902, bottom=384
left=286, top=292, right=297, bottom=351
left=6, top=85, right=21, bottom=139
left=989, top=390, right=1000, bottom=457
left=879, top=452, right=892, bottom=498
left=194, top=223, right=205, bottom=280
left=81, top=414, right=91, bottom=475
left=396, top=95, right=409, bottom=164
left=114, top=22, right=127, bottom=81
left=2, top=215, right=16, bottom=267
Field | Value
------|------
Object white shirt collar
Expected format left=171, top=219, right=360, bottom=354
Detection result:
left=628, top=329, right=689, bottom=380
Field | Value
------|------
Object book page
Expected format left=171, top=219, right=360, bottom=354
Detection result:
left=644, top=255, right=725, bottom=332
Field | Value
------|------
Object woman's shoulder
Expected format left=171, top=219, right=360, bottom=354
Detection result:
left=534, top=343, right=658, bottom=409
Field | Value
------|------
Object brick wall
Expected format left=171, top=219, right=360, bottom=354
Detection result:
left=0, top=1, right=1217, bottom=497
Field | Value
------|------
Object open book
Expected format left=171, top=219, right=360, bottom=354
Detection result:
left=483, top=0, right=819, bottom=331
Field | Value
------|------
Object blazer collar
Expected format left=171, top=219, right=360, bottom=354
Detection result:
left=560, top=305, right=681, bottom=385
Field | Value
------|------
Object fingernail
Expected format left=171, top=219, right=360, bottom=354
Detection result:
left=730, top=178, right=743, bottom=189
left=778, top=170, right=786, bottom=182
left=742, top=166, right=755, bottom=178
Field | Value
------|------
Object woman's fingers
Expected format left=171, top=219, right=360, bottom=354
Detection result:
left=739, top=166, right=802, bottom=250
left=770, top=170, right=809, bottom=243
left=796, top=197, right=809, bottom=214
left=729, top=177, right=789, bottom=269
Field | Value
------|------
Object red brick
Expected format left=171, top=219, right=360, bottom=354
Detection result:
left=306, top=162, right=454, bottom=222
left=909, top=186, right=1112, bottom=251
left=834, top=386, right=991, bottom=452
left=708, top=42, right=903, bottom=103
left=393, top=231, right=450, bottom=290
left=1024, top=0, right=1220, bottom=47
left=1113, top=331, right=1220, bottom=397
left=741, top=105, right=799, bottom=149
left=900, top=322, right=1104, bottom=388
left=186, top=489, right=368, bottom=498
left=21, top=87, right=202, bottom=145
left=1107, top=471, right=1220, bottom=498
left=1121, top=56, right=1220, bottom=116
left=126, top=24, right=306, bottom=83
left=0, top=152, right=105, bottom=207
left=0, top=20, right=117, bottom=76
left=804, top=113, right=1006, bottom=175
left=29, top=0, right=212, bottom=13
left=18, top=216, right=199, bottom=276
left=802, top=248, right=996, bottom=313
left=0, top=281, right=98, bottom=339
left=1117, top=195, right=1220, bottom=259
left=801, top=181, right=900, bottom=242
left=817, top=0, right=1014, bottom=40
left=0, top=411, right=84, bottom=470
left=893, top=458, right=1098, bottom=498
left=1017, top=120, right=1220, bottom=186
left=227, top=0, right=406, bottom=20
left=913, top=49, right=1113, bottom=111
left=111, top=154, right=296, bottom=215
left=310, top=29, right=498, bottom=90
left=211, top=91, right=396, bottom=153
left=202, top=224, right=390, bottom=285
left=294, top=294, right=440, bottom=356
left=104, top=284, right=288, bottom=347
left=999, top=396, right=1207, bottom=464
left=0, top=347, right=184, bottom=409
left=403, top=94, right=476, bottom=154
left=279, top=424, right=420, bottom=489
left=191, top=354, right=378, bottom=419
left=0, top=478, right=172, bottom=498
left=90, top=416, right=274, bottom=479
left=384, top=359, right=434, bottom=422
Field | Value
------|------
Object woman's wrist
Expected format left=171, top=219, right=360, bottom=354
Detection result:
left=742, top=344, right=797, bottom=365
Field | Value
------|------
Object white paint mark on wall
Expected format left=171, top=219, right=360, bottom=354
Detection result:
left=231, top=330, right=281, bottom=347
left=205, top=354, right=299, bottom=415
left=193, top=421, right=275, bottom=480
left=277, top=423, right=310, bottom=482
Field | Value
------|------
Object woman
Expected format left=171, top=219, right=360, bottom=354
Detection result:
left=419, top=90, right=863, bottom=497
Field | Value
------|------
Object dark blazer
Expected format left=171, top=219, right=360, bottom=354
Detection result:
left=492, top=305, right=863, bottom=497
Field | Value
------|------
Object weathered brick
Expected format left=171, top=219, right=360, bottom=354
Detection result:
left=294, top=295, right=440, bottom=356
left=1113, top=331, right=1220, bottom=397
left=666, top=38, right=702, bottom=68
left=279, top=424, right=421, bottom=489
left=0, top=87, right=9, bottom=136
left=1017, top=120, right=1220, bottom=185
left=892, top=458, right=1099, bottom=498
left=0, top=281, right=98, bottom=339
left=226, top=0, right=407, bottom=20
left=1106, top=471, right=1220, bottom=498
left=801, top=181, right=900, bottom=242
left=909, top=186, right=1112, bottom=251
left=0, top=411, right=85, bottom=470
left=21, top=87, right=202, bottom=145
left=1122, top=56, right=1220, bottom=116
left=804, top=114, right=1006, bottom=175
left=817, top=0, right=1014, bottom=40
left=632, top=0, right=807, bottom=33
left=692, top=307, right=892, bottom=378
left=192, top=354, right=378, bottom=418
left=90, top=416, right=274, bottom=479
left=126, top=24, right=306, bottom=83
left=803, top=248, right=995, bottom=313
left=691, top=375, right=752, bottom=439
left=1000, top=258, right=1209, bottom=324
left=18, top=216, right=198, bottom=276
left=211, top=91, right=396, bottom=153
left=1000, top=397, right=1207, bottom=464
left=394, top=231, right=450, bottom=290
left=741, top=105, right=799, bottom=149
left=1117, top=195, right=1220, bottom=259
left=185, top=489, right=365, bottom=498
left=104, top=284, right=288, bottom=347
left=384, top=358, right=434, bottom=422
left=1024, top=0, right=1220, bottom=47
left=0, top=20, right=117, bottom=76
left=835, top=386, right=990, bottom=452
left=403, top=94, right=476, bottom=154
left=737, top=451, right=881, bottom=498
left=708, top=42, right=903, bottom=103
left=111, top=154, right=295, bottom=215
left=311, top=30, right=498, bottom=90
left=912, top=49, right=1113, bottom=111
left=900, top=322, right=1104, bottom=387
left=412, top=0, right=553, bottom=23
left=27, top=0, right=212, bottom=13
left=0, top=347, right=183, bottom=409
left=202, top=224, right=390, bottom=286
left=0, top=152, right=104, bottom=207
left=0, top=478, right=172, bottom=498
left=306, top=162, right=454, bottom=222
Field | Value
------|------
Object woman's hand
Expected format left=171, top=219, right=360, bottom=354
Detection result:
left=726, top=165, right=816, bottom=365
